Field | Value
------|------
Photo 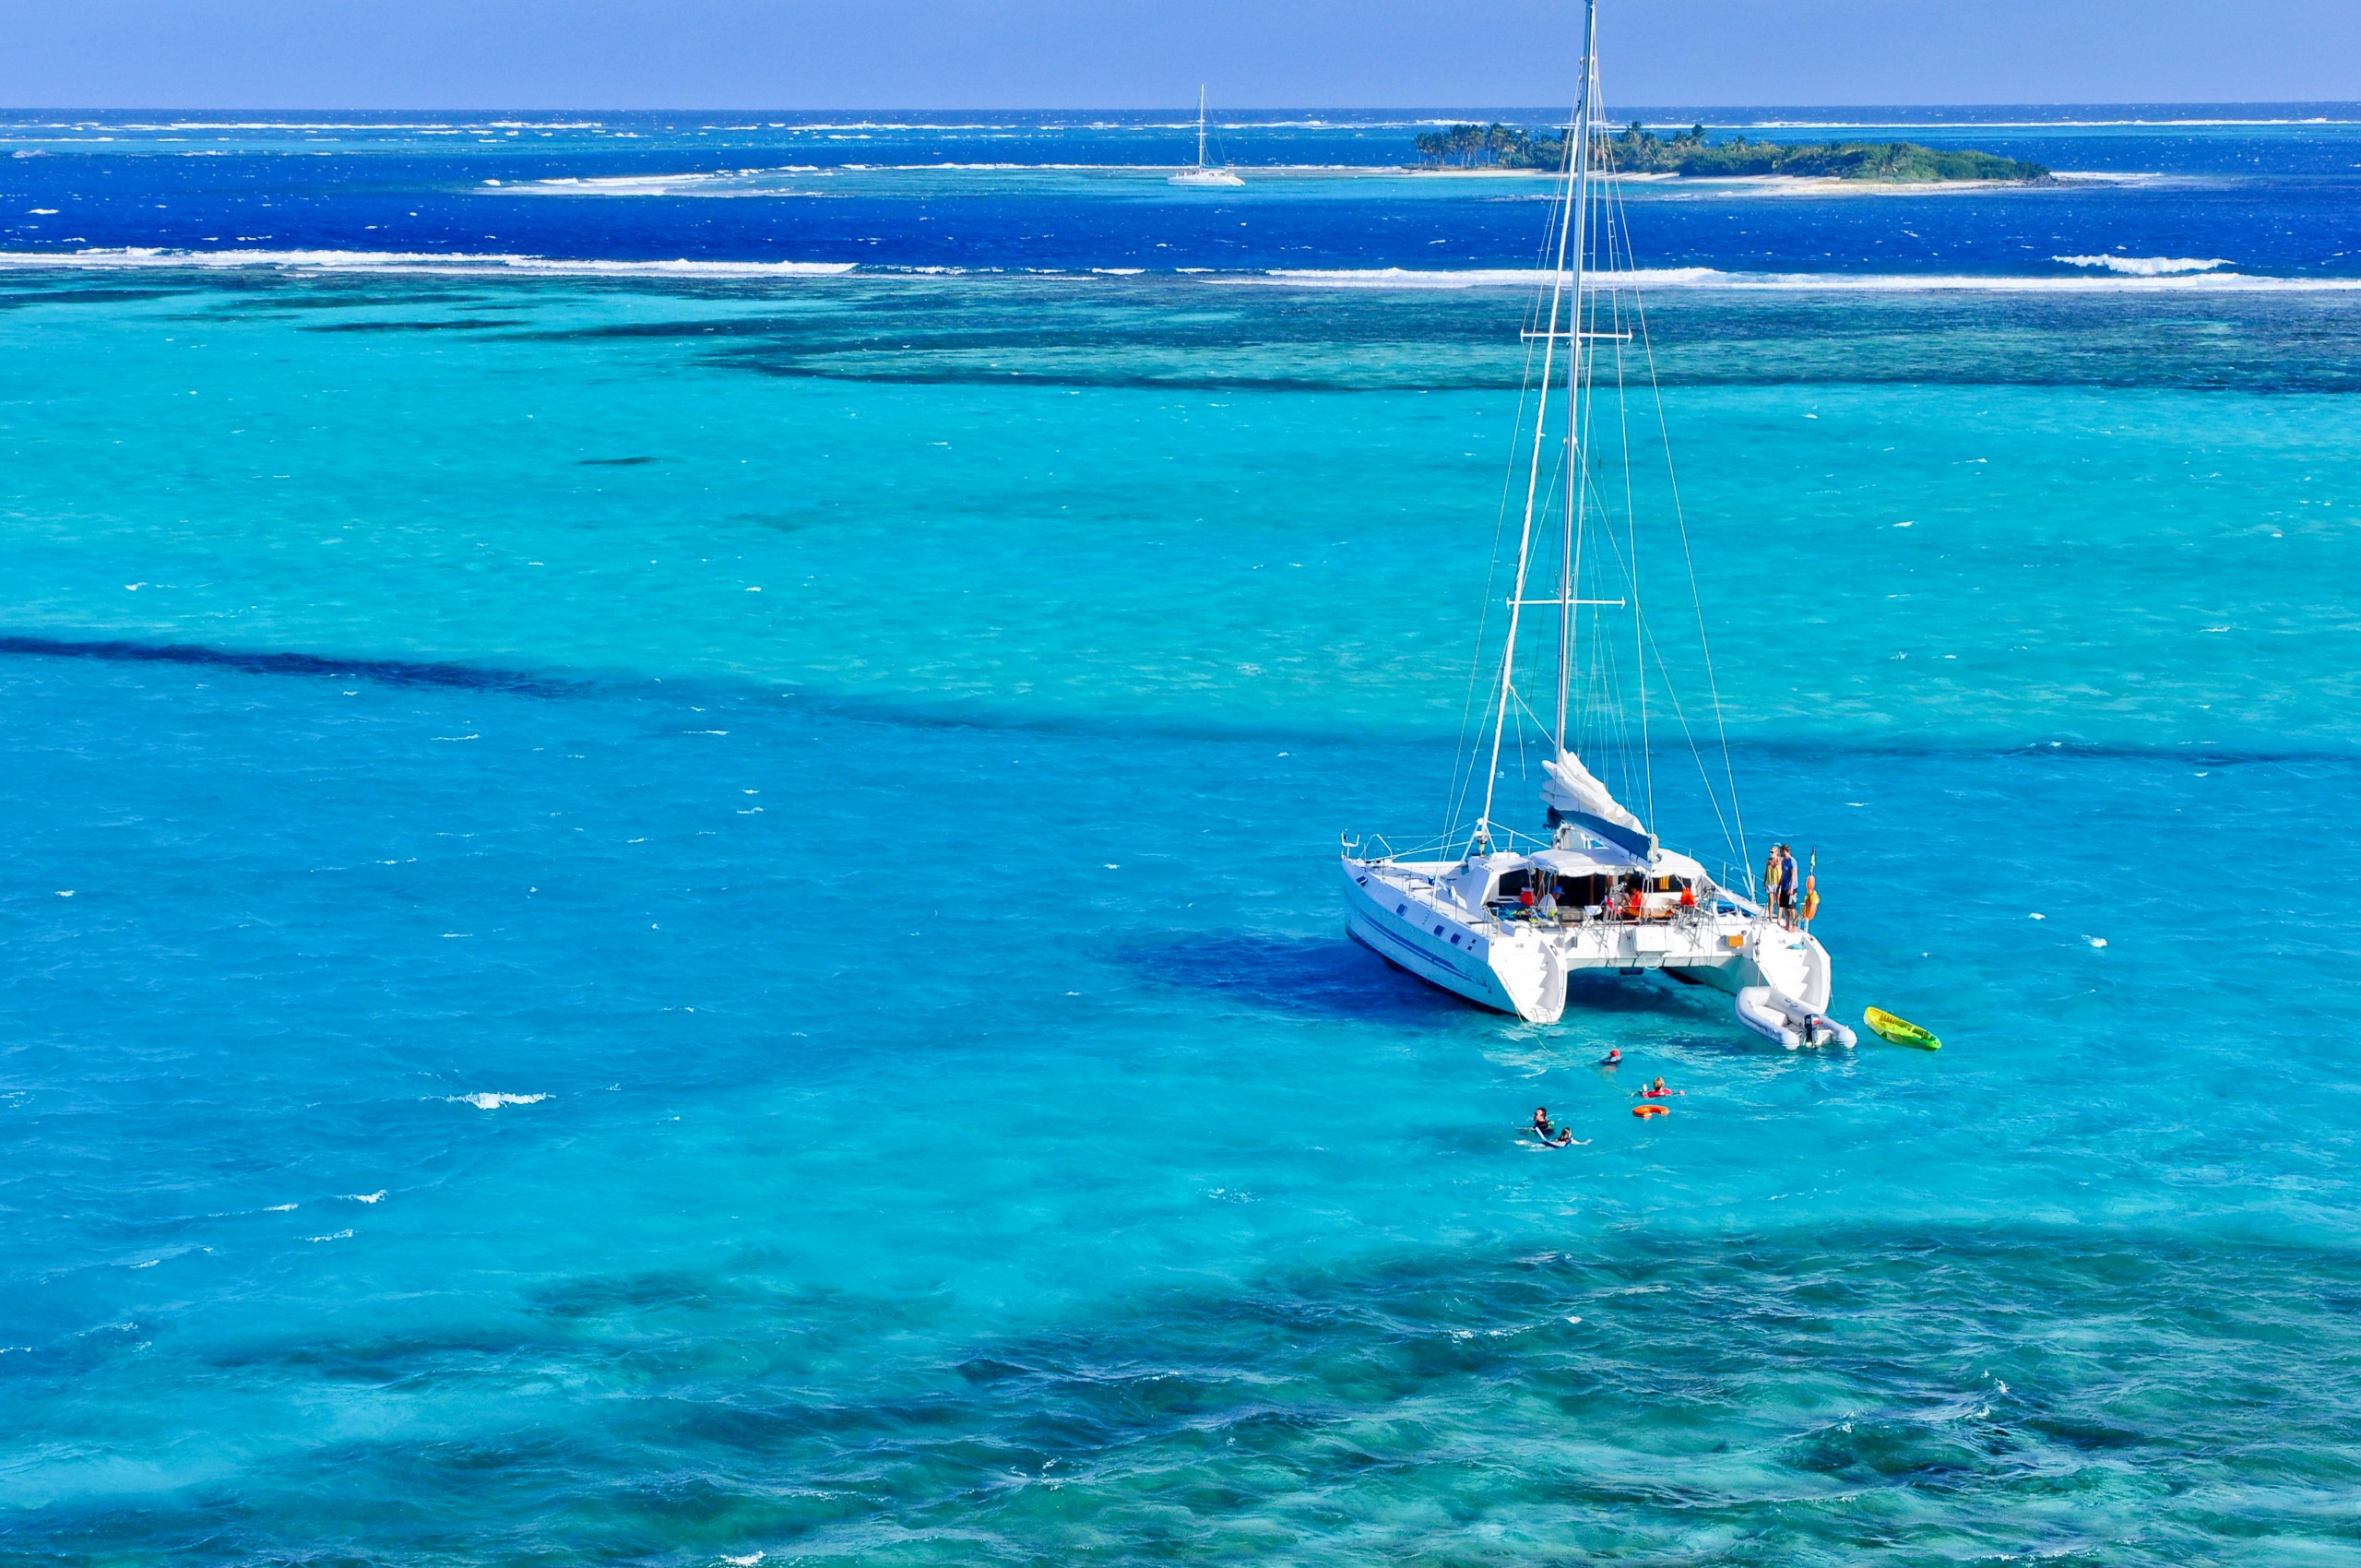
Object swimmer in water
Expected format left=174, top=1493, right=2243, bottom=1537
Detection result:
left=1598, top=1048, right=1622, bottom=1068
left=1531, top=1107, right=1574, bottom=1147
left=1640, top=1076, right=1678, bottom=1099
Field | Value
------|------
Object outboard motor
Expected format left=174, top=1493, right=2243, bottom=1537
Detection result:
left=1735, top=986, right=1858, bottom=1051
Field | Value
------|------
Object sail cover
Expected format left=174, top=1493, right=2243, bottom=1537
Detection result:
left=1541, top=751, right=1653, bottom=856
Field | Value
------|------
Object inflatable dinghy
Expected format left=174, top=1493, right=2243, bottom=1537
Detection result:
left=1735, top=986, right=1857, bottom=1051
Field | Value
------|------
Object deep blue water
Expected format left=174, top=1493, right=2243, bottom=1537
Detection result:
left=5, top=106, right=2361, bottom=275
left=2, top=109, right=2360, bottom=1562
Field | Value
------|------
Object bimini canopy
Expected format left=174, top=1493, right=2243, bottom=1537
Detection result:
left=1525, top=844, right=1635, bottom=877
left=1525, top=843, right=1712, bottom=886
left=1541, top=750, right=1654, bottom=859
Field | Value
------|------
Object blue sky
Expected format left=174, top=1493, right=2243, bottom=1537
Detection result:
left=2, top=0, right=2356, bottom=108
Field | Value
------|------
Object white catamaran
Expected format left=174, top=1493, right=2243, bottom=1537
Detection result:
left=1340, top=0, right=1851, bottom=1048
left=1169, top=86, right=1244, bottom=186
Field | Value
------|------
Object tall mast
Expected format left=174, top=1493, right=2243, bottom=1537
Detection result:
left=1553, top=0, right=1598, bottom=754
left=1474, top=0, right=1596, bottom=852
left=1198, top=86, right=1208, bottom=170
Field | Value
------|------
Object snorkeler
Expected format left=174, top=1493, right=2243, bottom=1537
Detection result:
left=1598, top=1048, right=1622, bottom=1068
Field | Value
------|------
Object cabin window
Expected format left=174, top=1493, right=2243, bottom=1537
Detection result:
left=1553, top=873, right=1612, bottom=907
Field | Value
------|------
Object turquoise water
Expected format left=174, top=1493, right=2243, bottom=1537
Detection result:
left=6, top=124, right=2361, bottom=1562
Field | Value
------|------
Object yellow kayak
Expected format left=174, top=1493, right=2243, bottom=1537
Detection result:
left=1864, top=1007, right=1941, bottom=1051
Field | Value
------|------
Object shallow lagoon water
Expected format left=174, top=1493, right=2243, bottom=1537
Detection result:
left=4, top=114, right=2361, bottom=1562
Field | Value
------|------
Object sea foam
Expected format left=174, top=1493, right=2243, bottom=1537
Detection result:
left=2054, top=254, right=2231, bottom=276
left=0, top=248, right=857, bottom=279
left=1251, top=265, right=2361, bottom=293
left=0, top=250, right=2350, bottom=292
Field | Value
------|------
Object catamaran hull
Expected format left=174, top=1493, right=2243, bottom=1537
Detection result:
left=1343, top=857, right=1832, bottom=1028
left=1344, top=860, right=1563, bottom=1018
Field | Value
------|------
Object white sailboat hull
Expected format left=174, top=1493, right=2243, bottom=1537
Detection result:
left=1173, top=86, right=1242, bottom=184
left=1345, top=859, right=1564, bottom=1018
left=1343, top=857, right=1833, bottom=1027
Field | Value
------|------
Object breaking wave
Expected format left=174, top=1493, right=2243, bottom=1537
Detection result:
left=1251, top=264, right=2357, bottom=292
left=0, top=248, right=857, bottom=278
left=0, top=250, right=2353, bottom=293
left=2054, top=254, right=2231, bottom=276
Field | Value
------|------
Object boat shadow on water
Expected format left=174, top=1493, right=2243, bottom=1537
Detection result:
left=1501, top=972, right=1774, bottom=1060
left=1556, top=971, right=1702, bottom=1016
left=1128, top=934, right=1754, bottom=1047
left=1124, top=932, right=1472, bottom=1021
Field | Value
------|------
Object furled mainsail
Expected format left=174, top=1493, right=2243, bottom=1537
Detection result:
left=1541, top=750, right=1654, bottom=856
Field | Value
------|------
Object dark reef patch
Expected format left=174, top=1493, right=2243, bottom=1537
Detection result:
left=0, top=634, right=582, bottom=697
left=25, top=1228, right=2361, bottom=1561
left=303, top=316, right=528, bottom=333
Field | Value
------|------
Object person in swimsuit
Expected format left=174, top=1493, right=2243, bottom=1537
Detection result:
left=1598, top=1048, right=1621, bottom=1068
left=1531, top=1107, right=1573, bottom=1146
left=1640, top=1076, right=1676, bottom=1099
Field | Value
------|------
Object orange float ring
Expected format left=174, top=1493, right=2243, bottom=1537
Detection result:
left=1631, top=1104, right=1667, bottom=1119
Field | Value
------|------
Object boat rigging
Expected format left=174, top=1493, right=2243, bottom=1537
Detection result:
left=1337, top=0, right=1846, bottom=1045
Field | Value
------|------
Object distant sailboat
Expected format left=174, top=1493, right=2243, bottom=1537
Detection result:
left=1169, top=86, right=1244, bottom=186
left=1337, top=0, right=1849, bottom=1046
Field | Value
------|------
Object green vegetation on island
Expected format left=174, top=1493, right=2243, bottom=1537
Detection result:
left=1413, top=121, right=2050, bottom=184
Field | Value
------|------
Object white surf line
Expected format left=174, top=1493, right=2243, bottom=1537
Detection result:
left=1240, top=265, right=2361, bottom=292
left=2053, top=254, right=2229, bottom=275
left=5, top=250, right=2354, bottom=293
left=0, top=248, right=858, bottom=278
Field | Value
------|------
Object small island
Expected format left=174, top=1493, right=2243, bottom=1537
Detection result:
left=1414, top=121, right=2051, bottom=184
